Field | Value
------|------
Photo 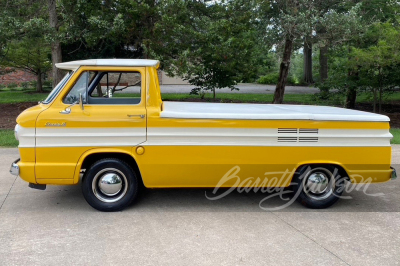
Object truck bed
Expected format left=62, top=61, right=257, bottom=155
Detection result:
left=160, top=101, right=390, bottom=122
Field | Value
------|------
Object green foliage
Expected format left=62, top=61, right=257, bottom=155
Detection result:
left=7, top=83, right=17, bottom=89
left=149, top=1, right=265, bottom=97
left=21, top=82, right=29, bottom=89
left=316, top=21, right=400, bottom=112
left=257, top=73, right=279, bottom=85
left=0, top=0, right=51, bottom=92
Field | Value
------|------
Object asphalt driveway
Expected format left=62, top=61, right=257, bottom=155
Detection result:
left=0, top=147, right=399, bottom=265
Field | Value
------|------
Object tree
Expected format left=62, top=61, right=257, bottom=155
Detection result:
left=350, top=23, right=400, bottom=113
left=48, top=0, right=63, bottom=87
left=265, top=0, right=315, bottom=103
left=0, top=0, right=51, bottom=92
left=0, top=21, right=52, bottom=92
left=148, top=0, right=263, bottom=99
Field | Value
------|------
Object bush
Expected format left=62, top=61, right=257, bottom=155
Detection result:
left=257, top=72, right=279, bottom=84
left=7, top=82, right=17, bottom=89
left=257, top=72, right=299, bottom=85
left=43, top=80, right=52, bottom=89
left=29, top=80, right=37, bottom=89
left=21, top=82, right=29, bottom=89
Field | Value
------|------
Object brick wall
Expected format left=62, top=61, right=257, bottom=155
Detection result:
left=0, top=69, right=36, bottom=86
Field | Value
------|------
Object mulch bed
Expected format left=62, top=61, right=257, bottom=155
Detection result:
left=0, top=102, right=37, bottom=129
left=0, top=101, right=399, bottom=129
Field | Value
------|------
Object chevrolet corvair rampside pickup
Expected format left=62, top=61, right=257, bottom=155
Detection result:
left=10, top=59, right=397, bottom=211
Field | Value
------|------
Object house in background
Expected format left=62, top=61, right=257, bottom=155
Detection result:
left=0, top=68, right=36, bottom=87
left=0, top=68, right=188, bottom=87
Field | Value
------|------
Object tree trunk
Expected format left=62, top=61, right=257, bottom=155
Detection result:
left=36, top=71, right=43, bottom=92
left=48, top=0, right=63, bottom=87
left=372, top=87, right=377, bottom=113
left=319, top=45, right=328, bottom=82
left=303, top=38, right=313, bottom=84
left=345, top=86, right=357, bottom=109
left=273, top=38, right=293, bottom=104
left=213, top=87, right=216, bottom=100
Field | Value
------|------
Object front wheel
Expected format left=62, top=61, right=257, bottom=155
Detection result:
left=293, top=165, right=346, bottom=209
left=82, top=158, right=139, bottom=212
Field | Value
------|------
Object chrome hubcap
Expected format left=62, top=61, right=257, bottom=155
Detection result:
left=303, top=168, right=335, bottom=200
left=98, top=173, right=122, bottom=196
left=92, top=168, right=128, bottom=203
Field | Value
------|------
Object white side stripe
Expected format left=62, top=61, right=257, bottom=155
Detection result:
left=17, top=126, right=392, bottom=148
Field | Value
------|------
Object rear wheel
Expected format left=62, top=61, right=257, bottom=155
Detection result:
left=82, top=158, right=139, bottom=212
left=293, top=165, right=346, bottom=209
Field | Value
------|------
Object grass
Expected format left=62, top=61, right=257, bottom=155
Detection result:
left=0, top=129, right=18, bottom=147
left=0, top=90, right=49, bottom=104
left=390, top=129, right=400, bottom=144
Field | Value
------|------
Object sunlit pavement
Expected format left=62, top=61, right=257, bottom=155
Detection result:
left=0, top=147, right=399, bottom=265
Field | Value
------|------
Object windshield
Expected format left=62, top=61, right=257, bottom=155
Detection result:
left=42, top=72, right=73, bottom=104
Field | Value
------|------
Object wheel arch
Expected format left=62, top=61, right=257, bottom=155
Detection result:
left=292, top=161, right=350, bottom=183
left=73, top=148, right=142, bottom=185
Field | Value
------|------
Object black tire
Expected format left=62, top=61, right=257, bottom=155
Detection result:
left=82, top=158, right=139, bottom=212
left=292, top=165, right=346, bottom=209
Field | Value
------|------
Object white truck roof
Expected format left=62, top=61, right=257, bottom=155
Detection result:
left=55, top=59, right=160, bottom=70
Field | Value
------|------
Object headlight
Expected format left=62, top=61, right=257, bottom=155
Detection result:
left=14, top=124, right=19, bottom=141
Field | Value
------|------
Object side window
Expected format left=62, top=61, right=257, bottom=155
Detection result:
left=88, top=72, right=142, bottom=105
left=63, top=71, right=97, bottom=104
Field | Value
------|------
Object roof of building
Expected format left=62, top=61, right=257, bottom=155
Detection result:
left=55, top=59, right=160, bottom=70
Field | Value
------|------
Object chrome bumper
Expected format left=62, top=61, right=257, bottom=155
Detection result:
left=10, top=159, right=20, bottom=176
left=391, top=167, right=397, bottom=180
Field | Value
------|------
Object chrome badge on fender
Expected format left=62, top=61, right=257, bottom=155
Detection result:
left=45, top=122, right=66, bottom=127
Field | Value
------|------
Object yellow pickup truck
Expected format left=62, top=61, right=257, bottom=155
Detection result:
left=10, top=59, right=396, bottom=211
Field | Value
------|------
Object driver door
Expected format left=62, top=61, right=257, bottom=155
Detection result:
left=35, top=67, right=147, bottom=182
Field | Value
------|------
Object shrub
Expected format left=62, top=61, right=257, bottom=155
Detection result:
left=21, top=82, right=29, bottom=89
left=7, top=82, right=17, bottom=89
left=258, top=72, right=299, bottom=85
left=257, top=72, right=279, bottom=84
left=29, top=80, right=37, bottom=89
left=43, top=80, right=52, bottom=88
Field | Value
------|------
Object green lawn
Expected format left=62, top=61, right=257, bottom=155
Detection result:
left=390, top=129, right=400, bottom=144
left=0, top=129, right=18, bottom=147
left=0, top=90, right=49, bottom=104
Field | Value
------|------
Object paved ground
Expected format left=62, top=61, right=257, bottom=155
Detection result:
left=0, top=147, right=399, bottom=265
left=160, top=83, right=319, bottom=94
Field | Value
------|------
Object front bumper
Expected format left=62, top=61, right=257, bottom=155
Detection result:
left=10, top=158, right=20, bottom=176
left=391, top=167, right=397, bottom=180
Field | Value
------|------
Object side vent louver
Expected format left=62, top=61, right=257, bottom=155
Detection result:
left=277, top=128, right=319, bottom=143
left=278, top=128, right=298, bottom=134
left=278, top=137, right=298, bottom=142
left=299, top=128, right=319, bottom=134
left=299, top=137, right=319, bottom=142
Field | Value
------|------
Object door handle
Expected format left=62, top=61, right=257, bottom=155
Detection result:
left=127, top=114, right=145, bottom=118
